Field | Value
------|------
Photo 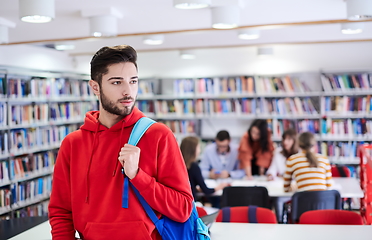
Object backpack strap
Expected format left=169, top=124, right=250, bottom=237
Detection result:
left=128, top=117, right=156, bottom=146
left=130, top=181, right=164, bottom=233
left=248, top=206, right=258, bottom=223
left=122, top=117, right=155, bottom=209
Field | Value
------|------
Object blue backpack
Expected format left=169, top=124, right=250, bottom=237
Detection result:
left=122, top=117, right=211, bottom=240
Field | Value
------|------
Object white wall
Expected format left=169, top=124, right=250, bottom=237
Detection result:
left=73, top=41, right=372, bottom=79
left=0, top=45, right=76, bottom=74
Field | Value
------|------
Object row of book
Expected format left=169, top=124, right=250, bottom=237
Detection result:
left=321, top=74, right=371, bottom=92
left=153, top=98, right=318, bottom=116
left=261, top=97, right=318, bottom=116
left=319, top=141, right=359, bottom=160
left=136, top=100, right=155, bottom=113
left=0, top=151, right=57, bottom=183
left=321, top=118, right=371, bottom=136
left=268, top=119, right=320, bottom=138
left=2, top=176, right=52, bottom=210
left=6, top=101, right=97, bottom=126
left=7, top=78, right=95, bottom=99
left=138, top=81, right=155, bottom=96
left=0, top=124, right=79, bottom=155
left=11, top=200, right=49, bottom=219
left=321, top=96, right=372, bottom=115
left=0, top=103, right=6, bottom=127
left=159, top=120, right=197, bottom=135
left=10, top=104, right=49, bottom=126
left=174, top=76, right=312, bottom=96
left=50, top=102, right=97, bottom=121
left=0, top=76, right=5, bottom=97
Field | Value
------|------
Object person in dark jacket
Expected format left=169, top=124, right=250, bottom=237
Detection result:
left=180, top=136, right=229, bottom=206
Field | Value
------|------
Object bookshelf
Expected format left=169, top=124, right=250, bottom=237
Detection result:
left=137, top=73, right=372, bottom=169
left=0, top=68, right=98, bottom=219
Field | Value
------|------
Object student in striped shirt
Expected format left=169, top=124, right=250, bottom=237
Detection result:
left=283, top=132, right=332, bottom=192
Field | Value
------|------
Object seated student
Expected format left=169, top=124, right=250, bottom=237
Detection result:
left=266, top=128, right=298, bottom=223
left=238, top=119, right=274, bottom=179
left=180, top=136, right=229, bottom=204
left=283, top=131, right=333, bottom=192
left=267, top=128, right=298, bottom=180
left=200, top=130, right=245, bottom=180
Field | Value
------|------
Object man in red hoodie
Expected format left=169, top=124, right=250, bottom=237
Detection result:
left=48, top=45, right=194, bottom=240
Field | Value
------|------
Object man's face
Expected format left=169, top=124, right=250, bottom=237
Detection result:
left=98, top=62, right=138, bottom=117
left=216, top=139, right=230, bottom=154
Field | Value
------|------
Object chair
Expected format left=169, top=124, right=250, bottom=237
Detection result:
left=331, top=164, right=352, bottom=210
left=220, top=186, right=270, bottom=209
left=216, top=206, right=277, bottom=223
left=291, top=190, right=341, bottom=224
left=196, top=206, right=208, bottom=217
left=331, top=165, right=351, bottom=177
left=299, top=209, right=364, bottom=225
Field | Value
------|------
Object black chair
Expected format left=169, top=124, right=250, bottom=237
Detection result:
left=220, top=186, right=271, bottom=209
left=291, top=190, right=342, bottom=224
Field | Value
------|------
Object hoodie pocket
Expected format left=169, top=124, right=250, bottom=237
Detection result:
left=83, top=221, right=152, bottom=240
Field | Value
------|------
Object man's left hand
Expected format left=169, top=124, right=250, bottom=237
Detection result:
left=118, top=144, right=140, bottom=179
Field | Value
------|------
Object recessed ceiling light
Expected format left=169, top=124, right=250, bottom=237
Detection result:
left=211, top=5, right=240, bottom=29
left=173, top=0, right=211, bottom=9
left=346, top=0, right=372, bottom=20
left=238, top=29, right=260, bottom=40
left=143, top=34, right=164, bottom=45
left=90, top=15, right=118, bottom=37
left=19, top=0, right=55, bottom=23
left=180, top=50, right=196, bottom=59
left=55, top=43, right=75, bottom=51
left=341, top=22, right=364, bottom=34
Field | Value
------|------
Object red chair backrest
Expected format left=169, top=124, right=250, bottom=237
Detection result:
left=331, top=165, right=351, bottom=177
left=216, top=206, right=277, bottom=223
left=196, top=206, right=208, bottom=217
left=299, top=209, right=363, bottom=225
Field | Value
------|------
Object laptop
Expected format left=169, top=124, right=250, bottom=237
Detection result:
left=200, top=210, right=219, bottom=228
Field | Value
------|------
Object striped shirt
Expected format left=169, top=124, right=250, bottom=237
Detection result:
left=283, top=152, right=332, bottom=192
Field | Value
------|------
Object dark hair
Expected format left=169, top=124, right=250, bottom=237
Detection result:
left=298, top=132, right=318, bottom=167
left=216, top=130, right=230, bottom=141
left=90, top=45, right=138, bottom=85
left=281, top=128, right=298, bottom=158
left=248, top=119, right=269, bottom=152
left=180, top=136, right=199, bottom=169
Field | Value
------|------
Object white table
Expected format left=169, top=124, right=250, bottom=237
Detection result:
left=10, top=221, right=372, bottom=240
left=8, top=221, right=51, bottom=240
left=204, top=177, right=364, bottom=198
left=210, top=222, right=372, bottom=240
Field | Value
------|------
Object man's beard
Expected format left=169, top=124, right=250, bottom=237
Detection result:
left=100, top=89, right=135, bottom=117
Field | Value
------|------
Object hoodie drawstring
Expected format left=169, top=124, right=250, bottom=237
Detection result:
left=113, top=120, right=126, bottom=177
left=85, top=121, right=100, bottom=203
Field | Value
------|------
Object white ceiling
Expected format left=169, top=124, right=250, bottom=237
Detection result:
left=0, top=0, right=372, bottom=78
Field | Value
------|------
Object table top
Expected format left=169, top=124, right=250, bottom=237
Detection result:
left=8, top=220, right=372, bottom=240
left=210, top=222, right=372, bottom=240
left=204, top=177, right=364, bottom=198
left=0, top=216, right=49, bottom=240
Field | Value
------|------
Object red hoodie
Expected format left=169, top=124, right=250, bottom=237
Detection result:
left=48, top=107, right=193, bottom=240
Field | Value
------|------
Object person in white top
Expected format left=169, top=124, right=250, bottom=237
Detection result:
left=267, top=128, right=298, bottom=180
left=266, top=128, right=298, bottom=223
